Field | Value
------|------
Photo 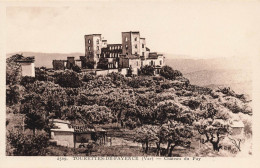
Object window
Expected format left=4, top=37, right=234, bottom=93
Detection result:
left=97, top=54, right=100, bottom=58
left=142, top=44, right=144, bottom=48
left=125, top=37, right=128, bottom=42
left=125, top=45, right=128, bottom=49
left=88, top=46, right=91, bottom=50
left=97, top=39, right=99, bottom=44
left=97, top=46, right=99, bottom=50
left=137, top=61, right=138, bottom=66
left=151, top=61, right=153, bottom=65
left=135, top=37, right=137, bottom=41
left=88, top=39, right=91, bottom=44
left=135, top=45, right=137, bottom=49
left=126, top=52, right=128, bottom=55
left=142, top=52, right=144, bottom=56
left=135, top=52, right=137, bottom=55
left=160, top=60, right=162, bottom=65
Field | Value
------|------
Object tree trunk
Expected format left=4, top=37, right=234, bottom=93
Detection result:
left=145, top=141, right=149, bottom=154
left=211, top=141, right=221, bottom=151
left=166, top=142, right=171, bottom=156
left=156, top=142, right=161, bottom=156
left=168, top=144, right=177, bottom=157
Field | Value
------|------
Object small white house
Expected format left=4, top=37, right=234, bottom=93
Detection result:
left=50, top=119, right=75, bottom=148
left=15, top=56, right=35, bottom=77
left=230, top=120, right=244, bottom=136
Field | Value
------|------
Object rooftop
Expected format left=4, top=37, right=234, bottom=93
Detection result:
left=122, top=31, right=140, bottom=34
left=85, top=34, right=102, bottom=36
left=14, top=55, right=35, bottom=63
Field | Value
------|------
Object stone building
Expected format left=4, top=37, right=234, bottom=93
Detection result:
left=85, top=34, right=102, bottom=69
left=52, top=60, right=66, bottom=70
left=15, top=56, right=35, bottom=77
left=49, top=119, right=107, bottom=148
left=52, top=31, right=164, bottom=75
left=50, top=119, right=75, bottom=148
left=53, top=57, right=83, bottom=70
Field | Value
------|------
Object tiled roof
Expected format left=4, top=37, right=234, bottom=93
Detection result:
left=14, top=55, right=35, bottom=63
left=72, top=125, right=107, bottom=133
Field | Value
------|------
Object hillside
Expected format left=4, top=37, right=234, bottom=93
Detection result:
left=6, top=54, right=252, bottom=156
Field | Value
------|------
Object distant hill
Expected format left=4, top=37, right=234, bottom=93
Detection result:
left=165, top=55, right=252, bottom=96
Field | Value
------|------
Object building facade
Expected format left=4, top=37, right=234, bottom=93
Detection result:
left=85, top=34, right=102, bottom=69
left=52, top=31, right=165, bottom=75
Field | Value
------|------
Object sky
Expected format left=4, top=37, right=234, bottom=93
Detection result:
left=5, top=1, right=260, bottom=59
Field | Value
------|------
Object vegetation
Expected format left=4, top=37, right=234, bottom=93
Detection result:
left=140, top=65, right=154, bottom=76
left=6, top=55, right=252, bottom=156
left=160, top=65, right=182, bottom=80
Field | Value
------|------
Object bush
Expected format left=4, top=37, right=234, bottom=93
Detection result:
left=97, top=58, right=108, bottom=69
left=55, top=71, right=82, bottom=88
left=7, top=130, right=49, bottom=156
left=127, top=77, right=155, bottom=88
left=140, top=65, right=154, bottom=76
left=161, top=83, right=172, bottom=89
left=35, top=68, right=48, bottom=81
left=160, top=66, right=182, bottom=80
left=82, top=73, right=95, bottom=82
left=72, top=65, right=81, bottom=73
left=20, top=76, right=35, bottom=86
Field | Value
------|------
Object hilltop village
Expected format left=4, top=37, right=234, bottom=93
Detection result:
left=52, top=31, right=164, bottom=76
left=6, top=31, right=252, bottom=157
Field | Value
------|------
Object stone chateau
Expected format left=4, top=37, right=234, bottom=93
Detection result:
left=53, top=31, right=165, bottom=75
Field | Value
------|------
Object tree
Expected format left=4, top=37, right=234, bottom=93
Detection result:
left=20, top=93, right=46, bottom=135
left=160, top=66, right=182, bottom=80
left=25, top=111, right=46, bottom=135
left=6, top=84, right=23, bottom=106
left=161, top=121, right=193, bottom=156
left=35, top=68, right=48, bottom=81
left=126, top=66, right=133, bottom=77
left=97, top=58, right=108, bottom=69
left=72, top=65, right=81, bottom=73
left=194, top=103, right=230, bottom=151
left=55, top=71, right=82, bottom=88
left=134, top=125, right=159, bottom=154
left=140, top=65, right=154, bottom=76
left=7, top=130, right=49, bottom=156
left=82, top=73, right=95, bottom=82
left=20, top=76, right=35, bottom=87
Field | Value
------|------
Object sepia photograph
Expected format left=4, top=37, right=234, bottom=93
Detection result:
left=2, top=0, right=260, bottom=166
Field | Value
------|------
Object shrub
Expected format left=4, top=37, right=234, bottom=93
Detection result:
left=160, top=66, right=182, bottom=80
left=97, top=58, right=108, bottom=69
left=20, top=76, right=35, bottom=86
left=55, top=71, right=82, bottom=88
left=35, top=68, right=48, bottom=81
left=140, top=65, right=154, bottom=76
left=85, top=60, right=95, bottom=69
left=161, top=83, right=172, bottom=90
left=7, top=130, right=49, bottom=156
left=72, top=65, right=81, bottom=73
left=82, top=73, right=95, bottom=82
